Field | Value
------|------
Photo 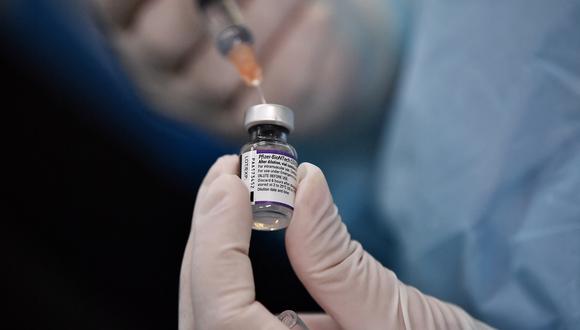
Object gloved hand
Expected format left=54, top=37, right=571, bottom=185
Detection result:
left=285, top=163, right=493, bottom=329
left=180, top=155, right=491, bottom=329
left=90, top=0, right=396, bottom=139
left=179, top=155, right=289, bottom=330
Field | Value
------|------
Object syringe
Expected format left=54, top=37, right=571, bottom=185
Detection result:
left=199, top=0, right=263, bottom=88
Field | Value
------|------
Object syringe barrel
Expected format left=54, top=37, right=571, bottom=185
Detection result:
left=199, top=0, right=262, bottom=86
left=216, top=24, right=253, bottom=56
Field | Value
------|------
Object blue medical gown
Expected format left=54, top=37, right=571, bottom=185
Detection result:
left=373, top=1, right=580, bottom=328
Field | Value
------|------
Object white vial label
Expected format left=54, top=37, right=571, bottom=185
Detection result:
left=241, top=150, right=297, bottom=209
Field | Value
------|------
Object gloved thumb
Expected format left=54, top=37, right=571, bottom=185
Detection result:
left=285, top=163, right=401, bottom=329
left=180, top=155, right=287, bottom=330
left=285, top=163, right=490, bottom=330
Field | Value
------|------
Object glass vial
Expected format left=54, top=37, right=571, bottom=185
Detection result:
left=240, top=104, right=298, bottom=231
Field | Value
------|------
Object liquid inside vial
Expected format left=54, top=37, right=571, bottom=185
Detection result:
left=240, top=126, right=297, bottom=231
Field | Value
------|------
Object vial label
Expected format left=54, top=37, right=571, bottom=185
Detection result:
left=241, top=149, right=297, bottom=209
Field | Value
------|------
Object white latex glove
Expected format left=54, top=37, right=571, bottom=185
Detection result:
left=90, top=0, right=396, bottom=139
left=285, top=163, right=493, bottom=329
left=180, top=155, right=492, bottom=329
left=179, top=155, right=288, bottom=329
left=179, top=155, right=339, bottom=330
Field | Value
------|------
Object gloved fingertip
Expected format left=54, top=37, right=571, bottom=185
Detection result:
left=212, top=154, right=240, bottom=173
left=297, top=162, right=320, bottom=183
left=286, top=163, right=337, bottom=265
left=197, top=173, right=250, bottom=219
left=299, top=313, right=341, bottom=330
left=198, top=154, right=239, bottom=190
left=293, top=163, right=334, bottom=219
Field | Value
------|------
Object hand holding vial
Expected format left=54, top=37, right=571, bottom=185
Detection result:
left=240, top=104, right=297, bottom=231
left=179, top=156, right=490, bottom=330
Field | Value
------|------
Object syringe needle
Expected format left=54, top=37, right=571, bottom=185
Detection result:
left=256, top=85, right=267, bottom=104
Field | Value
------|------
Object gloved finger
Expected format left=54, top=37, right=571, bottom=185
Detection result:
left=298, top=313, right=341, bottom=330
left=195, top=155, right=239, bottom=201
left=286, top=166, right=489, bottom=329
left=179, top=232, right=195, bottom=330
left=190, top=158, right=286, bottom=329
left=180, top=155, right=239, bottom=330
left=285, top=163, right=400, bottom=329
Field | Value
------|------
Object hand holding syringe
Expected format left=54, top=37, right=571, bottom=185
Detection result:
left=93, top=0, right=394, bottom=138
left=200, top=0, right=266, bottom=102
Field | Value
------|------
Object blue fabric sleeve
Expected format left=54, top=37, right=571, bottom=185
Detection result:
left=4, top=0, right=233, bottom=187
left=374, top=1, right=580, bottom=328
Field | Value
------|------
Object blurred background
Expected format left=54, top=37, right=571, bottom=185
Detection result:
left=5, top=0, right=580, bottom=329
left=3, top=0, right=403, bottom=329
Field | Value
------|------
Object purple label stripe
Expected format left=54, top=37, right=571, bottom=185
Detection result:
left=256, top=149, right=296, bottom=160
left=254, top=200, right=294, bottom=210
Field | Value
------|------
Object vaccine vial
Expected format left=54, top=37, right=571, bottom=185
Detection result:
left=240, top=104, right=298, bottom=231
